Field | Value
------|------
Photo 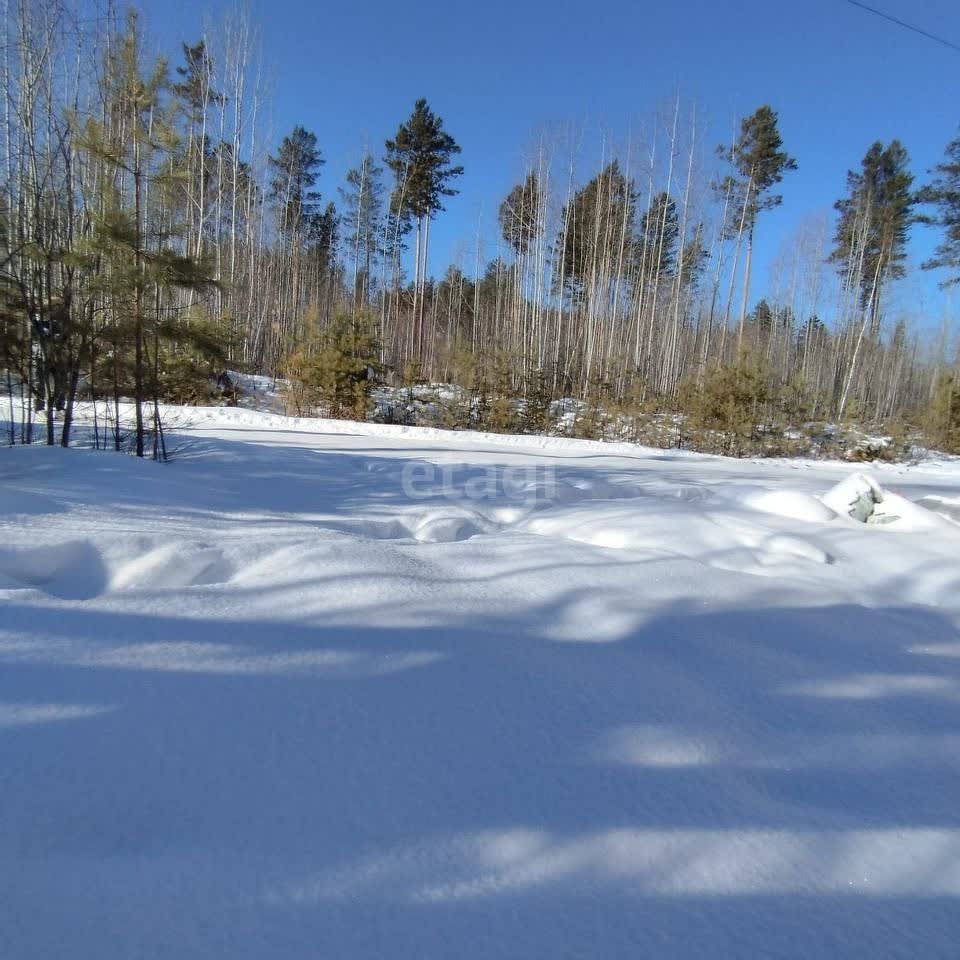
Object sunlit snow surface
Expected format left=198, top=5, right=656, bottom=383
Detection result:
left=2, top=408, right=960, bottom=958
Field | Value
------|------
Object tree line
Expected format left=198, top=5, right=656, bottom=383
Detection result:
left=2, top=0, right=959, bottom=457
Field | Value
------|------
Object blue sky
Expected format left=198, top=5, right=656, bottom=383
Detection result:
left=135, top=0, right=960, bottom=322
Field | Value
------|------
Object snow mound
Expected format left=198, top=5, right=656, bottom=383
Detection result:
left=0, top=540, right=106, bottom=600
left=917, top=495, right=960, bottom=524
left=822, top=473, right=885, bottom=523
left=519, top=499, right=833, bottom=575
left=874, top=491, right=960, bottom=531
left=109, top=542, right=235, bottom=591
left=705, top=536, right=833, bottom=576
left=741, top=488, right=838, bottom=523
left=822, top=473, right=959, bottom=531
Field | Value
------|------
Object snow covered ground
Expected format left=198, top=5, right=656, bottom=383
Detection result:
left=2, top=408, right=960, bottom=958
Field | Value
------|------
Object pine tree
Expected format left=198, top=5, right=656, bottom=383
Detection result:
left=339, top=152, right=384, bottom=305
left=308, top=202, right=339, bottom=276
left=384, top=98, right=463, bottom=358
left=719, top=106, right=797, bottom=347
left=171, top=39, right=223, bottom=257
left=84, top=12, right=169, bottom=456
left=926, top=373, right=960, bottom=453
left=919, top=133, right=960, bottom=287
left=685, top=353, right=773, bottom=456
left=283, top=310, right=379, bottom=420
left=498, top=173, right=542, bottom=255
left=556, top=160, right=635, bottom=297
left=830, top=141, right=916, bottom=331
left=270, top=126, right=324, bottom=237
left=636, top=192, right=679, bottom=279
left=81, top=12, right=220, bottom=457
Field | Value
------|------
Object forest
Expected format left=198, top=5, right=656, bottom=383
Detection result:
left=2, top=0, right=959, bottom=459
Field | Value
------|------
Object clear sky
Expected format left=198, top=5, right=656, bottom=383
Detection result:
left=134, top=0, right=960, bottom=324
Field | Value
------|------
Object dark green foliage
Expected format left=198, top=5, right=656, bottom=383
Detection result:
left=499, top=173, right=542, bottom=255
left=797, top=315, right=828, bottom=350
left=718, top=105, right=797, bottom=238
left=478, top=352, right=521, bottom=434
left=830, top=140, right=916, bottom=315
left=172, top=40, right=222, bottom=114
left=88, top=308, right=231, bottom=405
left=556, top=160, right=636, bottom=295
left=270, top=126, right=324, bottom=236
left=284, top=310, right=380, bottom=420
left=307, top=202, right=339, bottom=277
left=926, top=373, right=960, bottom=453
left=683, top=353, right=772, bottom=456
left=340, top=153, right=385, bottom=300
left=384, top=98, right=463, bottom=223
left=637, top=192, right=679, bottom=278
left=918, top=133, right=960, bottom=287
left=520, top=368, right=552, bottom=434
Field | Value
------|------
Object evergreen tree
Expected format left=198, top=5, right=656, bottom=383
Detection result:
left=926, top=373, right=960, bottom=453
left=830, top=140, right=916, bottom=330
left=918, top=133, right=960, bottom=287
left=498, top=173, right=542, bottom=255
left=719, top=106, right=797, bottom=345
left=270, top=126, right=324, bottom=237
left=684, top=353, right=773, bottom=456
left=637, top=192, right=679, bottom=279
left=339, top=152, right=384, bottom=304
left=384, top=98, right=463, bottom=356
left=172, top=40, right=222, bottom=115
left=171, top=40, right=223, bottom=257
left=83, top=12, right=169, bottom=456
left=81, top=12, right=220, bottom=457
left=384, top=99, right=463, bottom=223
left=797, top=315, right=828, bottom=350
left=556, top=160, right=635, bottom=296
left=749, top=298, right=775, bottom=334
left=308, top=202, right=339, bottom=275
left=283, top=310, right=379, bottom=420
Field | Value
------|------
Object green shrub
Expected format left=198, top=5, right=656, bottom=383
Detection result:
left=926, top=374, right=960, bottom=453
left=283, top=310, right=379, bottom=420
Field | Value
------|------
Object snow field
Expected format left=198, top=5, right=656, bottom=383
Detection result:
left=2, top=407, right=960, bottom=958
